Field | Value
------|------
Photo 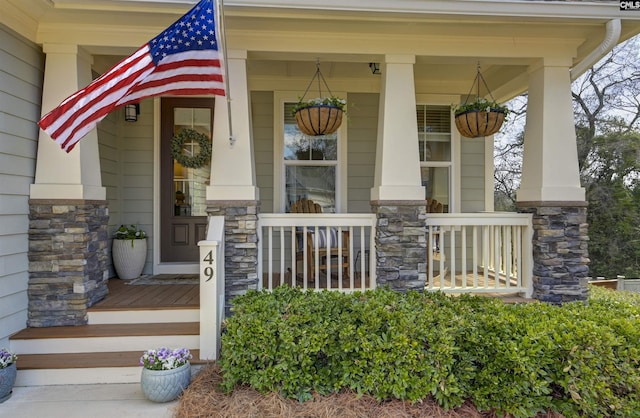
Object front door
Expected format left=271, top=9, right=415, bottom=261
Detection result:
left=160, top=97, right=214, bottom=262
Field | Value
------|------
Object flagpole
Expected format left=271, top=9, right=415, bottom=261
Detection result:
left=216, top=0, right=234, bottom=145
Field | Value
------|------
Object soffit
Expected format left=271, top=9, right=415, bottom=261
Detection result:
left=5, top=0, right=639, bottom=102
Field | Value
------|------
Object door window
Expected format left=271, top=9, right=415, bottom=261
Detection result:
left=172, top=107, right=212, bottom=217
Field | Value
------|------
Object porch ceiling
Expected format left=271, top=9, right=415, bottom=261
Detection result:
left=243, top=57, right=531, bottom=99
left=4, top=0, right=640, bottom=102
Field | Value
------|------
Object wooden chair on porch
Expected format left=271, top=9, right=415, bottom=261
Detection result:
left=426, top=198, right=446, bottom=274
left=290, top=198, right=351, bottom=281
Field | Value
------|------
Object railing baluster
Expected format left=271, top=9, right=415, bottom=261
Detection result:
left=359, top=227, right=365, bottom=291
left=428, top=227, right=434, bottom=290
left=494, top=226, right=500, bottom=289
left=303, top=226, right=308, bottom=291
left=516, top=225, right=522, bottom=288
left=290, top=226, right=296, bottom=288
left=314, top=226, right=320, bottom=291
left=502, top=226, right=512, bottom=289
left=279, top=227, right=285, bottom=286
left=325, top=226, right=331, bottom=290
left=472, top=226, right=478, bottom=288
left=450, top=226, right=456, bottom=289
left=483, top=225, right=490, bottom=288
left=461, top=226, right=467, bottom=289
left=351, top=226, right=356, bottom=290
left=337, top=226, right=343, bottom=292
left=439, top=229, right=445, bottom=291
left=348, top=226, right=364, bottom=291
left=268, top=227, right=273, bottom=290
left=368, top=225, right=376, bottom=290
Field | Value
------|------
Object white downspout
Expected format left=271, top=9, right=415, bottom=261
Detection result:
left=570, top=19, right=621, bottom=81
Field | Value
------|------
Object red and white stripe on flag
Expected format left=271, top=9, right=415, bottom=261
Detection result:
left=38, top=0, right=224, bottom=153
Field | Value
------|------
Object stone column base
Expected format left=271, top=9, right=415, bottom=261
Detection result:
left=517, top=201, right=590, bottom=304
left=371, top=200, right=427, bottom=292
left=206, top=200, right=259, bottom=314
left=28, top=200, right=109, bottom=327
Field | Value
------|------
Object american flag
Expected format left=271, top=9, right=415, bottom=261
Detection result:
left=39, top=0, right=224, bottom=153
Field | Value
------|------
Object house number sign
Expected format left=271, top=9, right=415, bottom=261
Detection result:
left=202, top=250, right=215, bottom=282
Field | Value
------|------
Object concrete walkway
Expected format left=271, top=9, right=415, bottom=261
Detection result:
left=0, top=383, right=178, bottom=418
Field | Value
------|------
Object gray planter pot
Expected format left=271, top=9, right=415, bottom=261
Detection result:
left=140, top=362, right=191, bottom=403
left=0, top=362, right=17, bottom=403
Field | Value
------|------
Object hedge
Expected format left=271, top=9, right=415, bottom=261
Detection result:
left=219, top=286, right=640, bottom=417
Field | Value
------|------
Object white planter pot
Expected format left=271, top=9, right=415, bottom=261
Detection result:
left=112, top=239, right=147, bottom=280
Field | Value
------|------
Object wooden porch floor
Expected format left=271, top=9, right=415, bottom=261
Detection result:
left=429, top=271, right=532, bottom=303
left=91, top=274, right=529, bottom=310
left=89, top=278, right=199, bottom=311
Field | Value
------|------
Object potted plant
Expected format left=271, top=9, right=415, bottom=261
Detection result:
left=293, top=96, right=346, bottom=136
left=112, top=224, right=147, bottom=280
left=140, top=347, right=192, bottom=402
left=0, top=348, right=17, bottom=403
left=453, top=97, right=508, bottom=138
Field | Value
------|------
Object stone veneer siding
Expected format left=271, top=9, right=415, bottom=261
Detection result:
left=206, top=200, right=259, bottom=315
left=28, top=200, right=110, bottom=327
left=517, top=201, right=590, bottom=304
left=371, top=201, right=427, bottom=292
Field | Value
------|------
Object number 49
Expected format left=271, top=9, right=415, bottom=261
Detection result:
left=202, top=250, right=215, bottom=282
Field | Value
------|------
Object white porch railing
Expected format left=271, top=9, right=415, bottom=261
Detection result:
left=425, top=213, right=533, bottom=297
left=258, top=214, right=377, bottom=292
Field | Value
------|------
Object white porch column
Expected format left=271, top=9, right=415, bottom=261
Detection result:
left=370, top=54, right=424, bottom=201
left=517, top=62, right=584, bottom=202
left=30, top=44, right=105, bottom=200
left=207, top=49, right=258, bottom=201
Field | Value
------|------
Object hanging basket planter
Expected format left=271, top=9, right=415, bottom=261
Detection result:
left=293, top=61, right=345, bottom=136
left=294, top=105, right=343, bottom=136
left=453, top=64, right=508, bottom=138
left=454, top=108, right=506, bottom=138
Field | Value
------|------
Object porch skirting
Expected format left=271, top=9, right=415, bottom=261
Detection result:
left=28, top=200, right=110, bottom=327
left=206, top=200, right=259, bottom=316
left=517, top=201, right=589, bottom=304
left=371, top=200, right=427, bottom=292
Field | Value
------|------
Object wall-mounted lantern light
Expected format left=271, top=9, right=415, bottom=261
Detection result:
left=124, top=103, right=140, bottom=122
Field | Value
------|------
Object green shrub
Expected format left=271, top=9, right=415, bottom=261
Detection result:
left=220, top=286, right=640, bottom=417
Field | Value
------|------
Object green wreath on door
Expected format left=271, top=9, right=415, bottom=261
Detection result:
left=170, top=128, right=212, bottom=169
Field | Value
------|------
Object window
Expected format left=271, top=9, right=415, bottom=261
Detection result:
left=172, top=107, right=211, bottom=217
left=417, top=104, right=451, bottom=212
left=282, top=102, right=338, bottom=213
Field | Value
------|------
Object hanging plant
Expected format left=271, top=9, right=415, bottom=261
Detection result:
left=452, top=65, right=508, bottom=138
left=171, top=128, right=211, bottom=169
left=293, top=62, right=345, bottom=136
left=293, top=100, right=344, bottom=136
